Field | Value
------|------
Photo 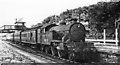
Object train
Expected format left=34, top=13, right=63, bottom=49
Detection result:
left=5, top=20, right=100, bottom=63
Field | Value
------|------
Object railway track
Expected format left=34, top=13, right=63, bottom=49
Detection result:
left=2, top=40, right=120, bottom=64
left=5, top=41, right=79, bottom=63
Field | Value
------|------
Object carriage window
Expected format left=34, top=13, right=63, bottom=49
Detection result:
left=30, top=32, right=33, bottom=37
left=42, top=28, right=46, bottom=33
left=38, top=29, right=41, bottom=33
left=22, top=33, right=27, bottom=37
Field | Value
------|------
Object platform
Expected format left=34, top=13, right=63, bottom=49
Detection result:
left=94, top=42, right=120, bottom=54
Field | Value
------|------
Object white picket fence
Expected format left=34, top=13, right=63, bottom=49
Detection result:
left=85, top=39, right=118, bottom=43
left=85, top=29, right=119, bottom=46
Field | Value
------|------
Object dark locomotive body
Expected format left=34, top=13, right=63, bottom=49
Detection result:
left=6, top=22, right=100, bottom=63
left=50, top=23, right=86, bottom=42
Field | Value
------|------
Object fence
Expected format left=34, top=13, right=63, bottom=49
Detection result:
left=85, top=29, right=118, bottom=46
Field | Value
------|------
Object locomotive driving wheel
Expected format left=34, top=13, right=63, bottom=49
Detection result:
left=57, top=46, right=68, bottom=58
left=68, top=52, right=75, bottom=61
left=51, top=46, right=58, bottom=56
left=58, top=50, right=64, bottom=58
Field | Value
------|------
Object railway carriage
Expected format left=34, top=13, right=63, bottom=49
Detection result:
left=13, top=31, right=21, bottom=42
left=21, top=29, right=37, bottom=44
left=5, top=33, right=13, bottom=41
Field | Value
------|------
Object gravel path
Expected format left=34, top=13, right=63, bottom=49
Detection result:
left=0, top=40, right=35, bottom=63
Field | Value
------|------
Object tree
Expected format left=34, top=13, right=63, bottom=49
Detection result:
left=42, top=15, right=60, bottom=24
left=88, top=1, right=120, bottom=32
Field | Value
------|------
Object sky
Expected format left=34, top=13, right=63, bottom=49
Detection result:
left=0, top=0, right=110, bottom=28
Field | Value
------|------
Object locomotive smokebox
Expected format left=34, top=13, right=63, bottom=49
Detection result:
left=69, top=23, right=86, bottom=42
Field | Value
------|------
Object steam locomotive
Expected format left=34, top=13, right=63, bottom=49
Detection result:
left=5, top=20, right=100, bottom=63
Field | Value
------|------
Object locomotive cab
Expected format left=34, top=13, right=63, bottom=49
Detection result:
left=40, top=24, right=57, bottom=45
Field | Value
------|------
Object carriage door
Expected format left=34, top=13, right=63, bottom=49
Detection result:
left=37, top=28, right=42, bottom=44
left=41, top=28, right=46, bottom=44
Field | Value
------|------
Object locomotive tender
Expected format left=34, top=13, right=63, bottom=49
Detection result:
left=6, top=21, right=100, bottom=62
